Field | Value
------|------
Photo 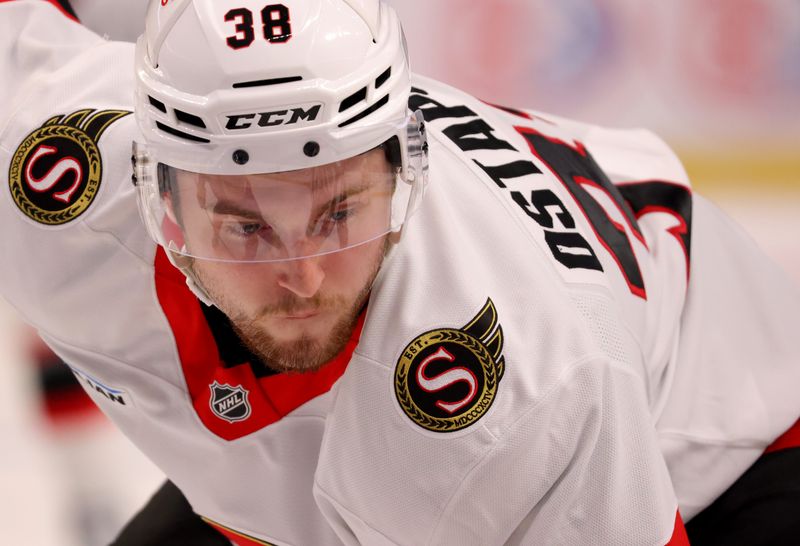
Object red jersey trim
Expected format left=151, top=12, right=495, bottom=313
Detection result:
left=153, top=248, right=363, bottom=441
left=666, top=510, right=690, bottom=546
left=202, top=517, right=277, bottom=546
left=202, top=509, right=691, bottom=545
left=765, top=417, right=800, bottom=454
left=0, top=0, right=79, bottom=22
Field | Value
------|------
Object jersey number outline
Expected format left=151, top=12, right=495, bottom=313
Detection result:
left=514, top=126, right=692, bottom=299
left=515, top=126, right=649, bottom=299
left=225, top=4, right=291, bottom=49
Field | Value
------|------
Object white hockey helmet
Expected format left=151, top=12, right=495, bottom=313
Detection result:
left=132, top=0, right=427, bottom=267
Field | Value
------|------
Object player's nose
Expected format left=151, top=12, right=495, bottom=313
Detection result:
left=275, top=256, right=325, bottom=298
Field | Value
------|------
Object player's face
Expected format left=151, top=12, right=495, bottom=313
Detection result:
left=171, top=148, right=394, bottom=372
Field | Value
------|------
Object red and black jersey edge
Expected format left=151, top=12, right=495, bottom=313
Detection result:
left=0, top=0, right=79, bottom=22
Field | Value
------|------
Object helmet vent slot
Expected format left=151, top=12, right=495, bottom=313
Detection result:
left=375, top=67, right=391, bottom=88
left=338, top=87, right=367, bottom=113
left=174, top=109, right=207, bottom=129
left=338, top=94, right=389, bottom=128
left=232, top=76, right=303, bottom=89
left=148, top=96, right=167, bottom=113
left=155, top=122, right=211, bottom=143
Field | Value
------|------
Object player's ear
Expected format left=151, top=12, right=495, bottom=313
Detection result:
left=163, top=192, right=179, bottom=225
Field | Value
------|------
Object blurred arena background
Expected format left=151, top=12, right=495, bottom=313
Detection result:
left=2, top=0, right=798, bottom=544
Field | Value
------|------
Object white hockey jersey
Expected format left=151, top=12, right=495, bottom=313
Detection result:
left=2, top=2, right=800, bottom=545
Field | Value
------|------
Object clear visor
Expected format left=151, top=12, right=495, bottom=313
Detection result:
left=133, top=115, right=427, bottom=263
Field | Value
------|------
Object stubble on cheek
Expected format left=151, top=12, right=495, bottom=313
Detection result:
left=234, top=311, right=353, bottom=372
left=190, top=238, right=387, bottom=373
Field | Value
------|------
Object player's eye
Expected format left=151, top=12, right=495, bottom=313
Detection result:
left=238, top=222, right=263, bottom=235
left=311, top=202, right=359, bottom=236
left=329, top=206, right=354, bottom=223
left=223, top=219, right=271, bottom=239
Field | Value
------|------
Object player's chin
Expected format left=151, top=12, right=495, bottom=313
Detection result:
left=266, top=310, right=337, bottom=340
left=268, top=335, right=341, bottom=373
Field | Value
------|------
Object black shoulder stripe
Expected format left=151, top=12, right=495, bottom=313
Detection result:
left=686, top=447, right=800, bottom=545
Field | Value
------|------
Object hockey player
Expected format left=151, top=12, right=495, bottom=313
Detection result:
left=1, top=1, right=799, bottom=544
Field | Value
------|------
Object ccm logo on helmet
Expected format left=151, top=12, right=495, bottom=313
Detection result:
left=224, top=104, right=322, bottom=132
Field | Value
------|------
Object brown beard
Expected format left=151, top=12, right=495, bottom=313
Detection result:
left=229, top=285, right=371, bottom=373
left=193, top=238, right=389, bottom=374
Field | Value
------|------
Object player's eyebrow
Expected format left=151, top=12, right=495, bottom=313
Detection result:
left=310, top=183, right=372, bottom=220
left=205, top=183, right=374, bottom=223
left=208, top=201, right=263, bottom=220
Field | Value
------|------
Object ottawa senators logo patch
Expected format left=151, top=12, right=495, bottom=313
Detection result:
left=395, top=298, right=505, bottom=433
left=8, top=109, right=130, bottom=225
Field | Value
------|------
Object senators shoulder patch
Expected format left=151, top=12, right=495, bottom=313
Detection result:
left=8, top=109, right=131, bottom=225
left=395, top=298, right=506, bottom=433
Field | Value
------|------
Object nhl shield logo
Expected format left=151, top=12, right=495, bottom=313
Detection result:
left=209, top=381, right=252, bottom=423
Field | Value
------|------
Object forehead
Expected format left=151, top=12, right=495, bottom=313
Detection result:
left=174, top=146, right=390, bottom=195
